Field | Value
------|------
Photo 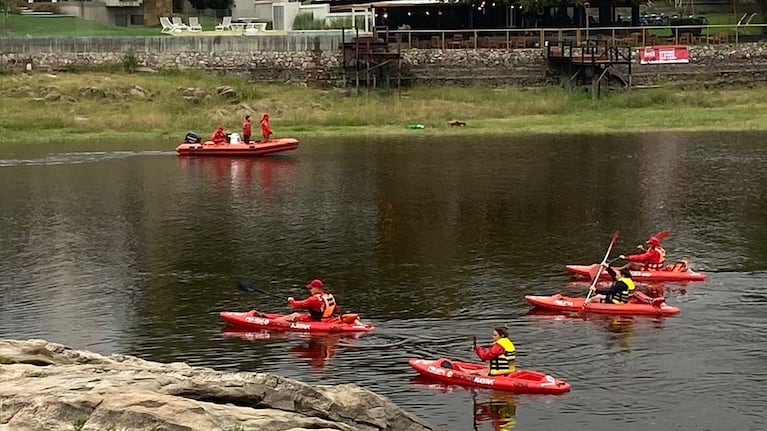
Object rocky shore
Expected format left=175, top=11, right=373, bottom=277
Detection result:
left=0, top=339, right=435, bottom=431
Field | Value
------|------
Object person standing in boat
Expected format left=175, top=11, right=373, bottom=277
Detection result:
left=242, top=115, right=252, bottom=144
left=276, top=279, right=337, bottom=322
left=469, top=327, right=516, bottom=376
left=590, top=265, right=636, bottom=304
left=618, top=236, right=666, bottom=271
left=210, top=125, right=227, bottom=144
left=260, top=113, right=272, bottom=142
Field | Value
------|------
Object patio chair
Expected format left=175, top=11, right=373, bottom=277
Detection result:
left=215, top=16, right=233, bottom=31
left=159, top=16, right=182, bottom=34
left=188, top=17, right=202, bottom=32
left=171, top=16, right=190, bottom=31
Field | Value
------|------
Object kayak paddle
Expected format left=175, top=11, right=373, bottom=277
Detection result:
left=583, top=230, right=620, bottom=309
left=237, top=280, right=286, bottom=300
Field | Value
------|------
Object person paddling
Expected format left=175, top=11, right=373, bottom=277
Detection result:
left=589, top=264, right=636, bottom=304
left=468, top=327, right=516, bottom=376
left=275, top=279, right=337, bottom=322
left=618, top=235, right=666, bottom=271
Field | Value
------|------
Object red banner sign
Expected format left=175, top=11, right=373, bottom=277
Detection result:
left=639, top=45, right=690, bottom=64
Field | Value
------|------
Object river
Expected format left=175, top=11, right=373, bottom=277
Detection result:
left=0, top=132, right=765, bottom=431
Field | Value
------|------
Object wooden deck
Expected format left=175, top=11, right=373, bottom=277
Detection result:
left=547, top=41, right=633, bottom=99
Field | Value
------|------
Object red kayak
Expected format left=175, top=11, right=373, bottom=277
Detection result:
left=409, top=358, right=571, bottom=395
left=219, top=310, right=375, bottom=334
left=525, top=294, right=680, bottom=316
left=565, top=263, right=706, bottom=282
left=176, top=138, right=298, bottom=157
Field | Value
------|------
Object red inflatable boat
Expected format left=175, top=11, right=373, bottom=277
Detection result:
left=565, top=263, right=706, bottom=282
left=408, top=358, right=571, bottom=395
left=525, top=294, right=680, bottom=316
left=176, top=138, right=299, bottom=157
left=219, top=310, right=375, bottom=334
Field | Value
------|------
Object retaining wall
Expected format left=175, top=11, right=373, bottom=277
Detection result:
left=2, top=36, right=767, bottom=88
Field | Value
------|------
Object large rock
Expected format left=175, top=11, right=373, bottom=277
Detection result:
left=0, top=339, right=435, bottom=431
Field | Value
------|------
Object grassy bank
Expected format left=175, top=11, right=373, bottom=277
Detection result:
left=2, top=70, right=767, bottom=144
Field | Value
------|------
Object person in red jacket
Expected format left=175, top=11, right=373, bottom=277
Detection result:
left=210, top=125, right=226, bottom=144
left=260, top=113, right=272, bottom=142
left=241, top=115, right=252, bottom=144
left=619, top=236, right=666, bottom=271
left=468, top=327, right=516, bottom=376
left=276, top=279, right=337, bottom=322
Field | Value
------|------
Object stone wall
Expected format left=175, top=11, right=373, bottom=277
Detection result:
left=2, top=36, right=767, bottom=88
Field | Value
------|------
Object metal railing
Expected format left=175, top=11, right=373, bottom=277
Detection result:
left=375, top=24, right=767, bottom=50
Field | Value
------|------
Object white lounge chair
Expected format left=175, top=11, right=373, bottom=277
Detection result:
left=188, top=17, right=202, bottom=32
left=215, top=16, right=232, bottom=31
left=171, top=16, right=191, bottom=31
left=159, top=16, right=182, bottom=34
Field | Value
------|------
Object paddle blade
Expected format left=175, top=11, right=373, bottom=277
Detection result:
left=653, top=230, right=671, bottom=241
left=237, top=280, right=262, bottom=293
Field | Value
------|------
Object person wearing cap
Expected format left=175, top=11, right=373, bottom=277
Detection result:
left=589, top=264, right=636, bottom=304
left=618, top=236, right=667, bottom=271
left=275, top=279, right=337, bottom=322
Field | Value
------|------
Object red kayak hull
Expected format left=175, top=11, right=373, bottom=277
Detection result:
left=408, top=358, right=571, bottom=395
left=176, top=138, right=298, bottom=157
left=525, top=294, right=680, bottom=316
left=219, top=310, right=375, bottom=334
left=565, top=264, right=706, bottom=282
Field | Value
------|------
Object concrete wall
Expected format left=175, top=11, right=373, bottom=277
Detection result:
left=2, top=36, right=767, bottom=89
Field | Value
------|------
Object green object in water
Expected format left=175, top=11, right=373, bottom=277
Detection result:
left=406, top=124, right=425, bottom=129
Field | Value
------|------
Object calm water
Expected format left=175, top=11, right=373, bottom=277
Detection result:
left=1, top=133, right=766, bottom=431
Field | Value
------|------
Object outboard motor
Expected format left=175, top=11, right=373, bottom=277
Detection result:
left=184, top=132, right=201, bottom=144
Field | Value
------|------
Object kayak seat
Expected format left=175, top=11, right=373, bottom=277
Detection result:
left=633, top=291, right=653, bottom=304
left=341, top=314, right=359, bottom=324
left=633, top=291, right=666, bottom=306
left=665, top=259, right=689, bottom=272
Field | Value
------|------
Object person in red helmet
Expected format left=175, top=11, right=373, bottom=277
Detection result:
left=618, top=236, right=666, bottom=271
left=276, top=279, right=338, bottom=322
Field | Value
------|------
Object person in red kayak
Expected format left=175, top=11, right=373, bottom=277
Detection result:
left=619, top=236, right=666, bottom=271
left=276, top=279, right=337, bottom=322
left=241, top=115, right=252, bottom=144
left=468, top=327, right=516, bottom=376
left=590, top=264, right=636, bottom=304
left=210, top=125, right=226, bottom=144
left=260, top=113, right=272, bottom=142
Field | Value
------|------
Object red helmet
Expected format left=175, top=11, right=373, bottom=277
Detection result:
left=306, top=279, right=324, bottom=289
left=647, top=237, right=660, bottom=247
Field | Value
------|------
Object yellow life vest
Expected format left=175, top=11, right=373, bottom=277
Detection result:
left=609, top=277, right=636, bottom=304
left=489, top=337, right=516, bottom=375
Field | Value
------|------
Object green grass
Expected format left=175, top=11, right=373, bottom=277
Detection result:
left=0, top=14, right=164, bottom=37
left=3, top=71, right=767, bottom=144
left=647, top=12, right=766, bottom=38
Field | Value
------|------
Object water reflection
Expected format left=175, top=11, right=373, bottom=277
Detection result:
left=410, top=377, right=517, bottom=431
left=176, top=156, right=298, bottom=203
left=219, top=328, right=361, bottom=371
